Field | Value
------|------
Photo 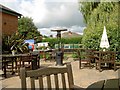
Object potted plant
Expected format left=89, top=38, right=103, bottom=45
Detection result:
left=2, top=32, right=29, bottom=54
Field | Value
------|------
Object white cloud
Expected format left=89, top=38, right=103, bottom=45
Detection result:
left=36, top=1, right=85, bottom=28
left=19, top=0, right=47, bottom=23
left=44, top=0, right=78, bottom=2
left=0, top=0, right=17, bottom=3
left=39, top=25, right=85, bottom=37
left=0, top=0, right=85, bottom=36
left=0, top=0, right=20, bottom=12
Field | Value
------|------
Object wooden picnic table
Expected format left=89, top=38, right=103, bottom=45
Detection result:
left=87, top=78, right=120, bottom=90
left=1, top=54, right=23, bottom=77
left=1, top=53, right=40, bottom=78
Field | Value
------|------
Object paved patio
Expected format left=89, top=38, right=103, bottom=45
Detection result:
left=1, top=57, right=120, bottom=89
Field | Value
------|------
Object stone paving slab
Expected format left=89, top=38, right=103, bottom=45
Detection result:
left=1, top=58, right=120, bottom=89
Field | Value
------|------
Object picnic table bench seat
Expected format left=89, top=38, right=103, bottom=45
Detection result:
left=87, top=78, right=120, bottom=90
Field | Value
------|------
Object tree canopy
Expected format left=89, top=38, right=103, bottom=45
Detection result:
left=18, top=17, right=42, bottom=42
left=79, top=1, right=119, bottom=52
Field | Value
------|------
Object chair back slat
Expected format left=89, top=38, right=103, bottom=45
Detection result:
left=30, top=77, right=35, bottom=89
left=20, top=64, right=74, bottom=89
left=54, top=74, right=59, bottom=89
left=20, top=67, right=27, bottom=89
left=61, top=73, right=66, bottom=88
left=67, top=64, right=74, bottom=88
left=47, top=75, right=51, bottom=88
left=38, top=76, right=43, bottom=88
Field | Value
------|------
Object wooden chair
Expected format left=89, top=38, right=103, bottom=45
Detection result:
left=20, top=64, right=77, bottom=90
left=76, top=49, right=94, bottom=69
left=48, top=49, right=56, bottom=61
left=21, top=54, right=40, bottom=70
left=31, top=53, right=40, bottom=69
left=95, top=51, right=116, bottom=72
left=20, top=54, right=32, bottom=69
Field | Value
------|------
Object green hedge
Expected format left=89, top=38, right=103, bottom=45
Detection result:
left=42, top=36, right=83, bottom=48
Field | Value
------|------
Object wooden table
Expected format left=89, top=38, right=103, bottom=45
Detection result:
left=1, top=53, right=40, bottom=78
left=2, top=54, right=21, bottom=78
left=87, top=78, right=120, bottom=90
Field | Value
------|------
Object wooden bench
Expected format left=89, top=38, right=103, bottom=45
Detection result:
left=86, top=80, right=105, bottom=90
left=95, top=51, right=116, bottom=72
left=19, top=64, right=78, bottom=89
left=76, top=49, right=95, bottom=69
left=87, top=78, right=120, bottom=90
left=104, top=79, right=119, bottom=90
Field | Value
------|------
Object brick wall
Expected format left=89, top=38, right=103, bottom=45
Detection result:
left=1, top=12, right=18, bottom=35
left=0, top=12, right=2, bottom=54
left=0, top=12, right=2, bottom=35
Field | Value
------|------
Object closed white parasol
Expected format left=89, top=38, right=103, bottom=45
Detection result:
left=100, top=26, right=110, bottom=50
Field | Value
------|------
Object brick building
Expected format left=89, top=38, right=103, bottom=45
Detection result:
left=0, top=4, right=22, bottom=35
left=62, top=31, right=81, bottom=38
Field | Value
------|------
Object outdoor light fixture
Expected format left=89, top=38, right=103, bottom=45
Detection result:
left=51, top=28, right=67, bottom=66
left=51, top=29, right=67, bottom=50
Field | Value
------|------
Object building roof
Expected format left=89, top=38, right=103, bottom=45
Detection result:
left=62, top=31, right=81, bottom=38
left=0, top=4, right=22, bottom=18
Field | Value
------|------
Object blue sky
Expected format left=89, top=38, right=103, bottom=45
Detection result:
left=0, top=0, right=86, bottom=36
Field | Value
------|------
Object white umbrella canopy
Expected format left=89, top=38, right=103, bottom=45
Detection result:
left=100, top=26, right=110, bottom=49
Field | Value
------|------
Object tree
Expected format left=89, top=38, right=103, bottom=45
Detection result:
left=79, top=1, right=119, bottom=52
left=18, top=17, right=42, bottom=42
left=79, top=1, right=100, bottom=24
left=79, top=1, right=120, bottom=60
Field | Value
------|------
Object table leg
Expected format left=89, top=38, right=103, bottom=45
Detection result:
left=31, top=60, right=37, bottom=70
left=11, top=57, right=16, bottom=75
left=37, top=58, right=40, bottom=68
left=11, top=60, right=14, bottom=75
left=3, top=62, right=7, bottom=78
left=2, top=58, right=7, bottom=78
left=43, top=52, right=46, bottom=61
left=15, top=58, right=17, bottom=72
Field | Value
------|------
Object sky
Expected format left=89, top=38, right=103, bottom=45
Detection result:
left=0, top=0, right=86, bottom=37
